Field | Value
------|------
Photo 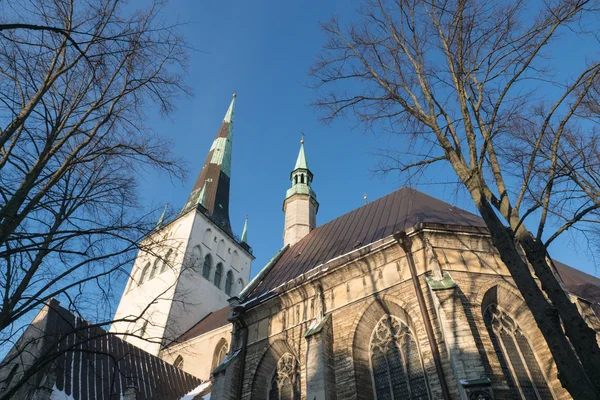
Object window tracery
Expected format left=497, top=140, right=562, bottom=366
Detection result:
left=370, top=315, right=429, bottom=400
left=268, top=353, right=300, bottom=400
left=484, top=305, right=554, bottom=400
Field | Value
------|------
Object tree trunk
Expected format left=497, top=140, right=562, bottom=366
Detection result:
left=475, top=196, right=599, bottom=399
left=518, top=233, right=600, bottom=393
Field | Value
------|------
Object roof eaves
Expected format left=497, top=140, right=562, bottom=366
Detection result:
left=240, top=245, right=289, bottom=301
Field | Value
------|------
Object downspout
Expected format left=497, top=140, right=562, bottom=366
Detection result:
left=232, top=305, right=248, bottom=400
left=394, top=231, right=451, bottom=400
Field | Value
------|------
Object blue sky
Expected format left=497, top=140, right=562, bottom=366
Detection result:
left=138, top=0, right=598, bottom=282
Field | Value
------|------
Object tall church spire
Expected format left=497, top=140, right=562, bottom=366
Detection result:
left=283, top=136, right=319, bottom=246
left=181, top=93, right=236, bottom=235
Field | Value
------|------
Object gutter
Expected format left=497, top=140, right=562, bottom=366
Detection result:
left=394, top=231, right=451, bottom=400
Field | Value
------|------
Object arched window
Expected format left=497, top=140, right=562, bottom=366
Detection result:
left=190, top=245, right=203, bottom=273
left=294, top=175, right=298, bottom=184
left=268, top=353, right=300, bottom=400
left=174, top=355, right=184, bottom=370
left=300, top=174, right=305, bottom=184
left=484, top=305, right=554, bottom=399
left=140, top=320, right=148, bottom=338
left=149, top=257, right=161, bottom=280
left=203, top=229, right=212, bottom=249
left=161, top=249, right=173, bottom=274
left=212, top=339, right=229, bottom=371
left=214, top=263, right=223, bottom=288
left=139, top=262, right=151, bottom=284
left=225, top=270, right=234, bottom=295
left=232, top=250, right=240, bottom=269
left=203, top=254, right=212, bottom=280
left=370, top=315, right=429, bottom=400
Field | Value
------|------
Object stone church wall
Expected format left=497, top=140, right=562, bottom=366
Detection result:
left=212, top=229, right=597, bottom=400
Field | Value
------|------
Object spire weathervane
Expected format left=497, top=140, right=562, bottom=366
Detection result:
left=300, top=132, right=305, bottom=144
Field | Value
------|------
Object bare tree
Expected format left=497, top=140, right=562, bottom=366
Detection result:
left=311, top=0, right=600, bottom=397
left=0, top=0, right=191, bottom=393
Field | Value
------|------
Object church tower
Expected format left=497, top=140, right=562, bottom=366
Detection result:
left=111, top=94, right=254, bottom=356
left=283, top=137, right=319, bottom=246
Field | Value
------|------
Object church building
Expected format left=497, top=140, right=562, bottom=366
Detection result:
left=1, top=94, right=600, bottom=400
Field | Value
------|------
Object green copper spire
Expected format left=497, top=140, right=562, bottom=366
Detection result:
left=241, top=215, right=248, bottom=244
left=294, top=134, right=309, bottom=170
left=156, top=203, right=168, bottom=229
left=224, top=92, right=236, bottom=123
left=285, top=136, right=317, bottom=202
left=181, top=93, right=237, bottom=235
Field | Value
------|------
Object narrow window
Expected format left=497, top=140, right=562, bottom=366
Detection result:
left=149, top=257, right=161, bottom=280
left=217, top=342, right=228, bottom=366
left=140, top=320, right=149, bottom=338
left=225, top=271, right=234, bottom=295
left=161, top=249, right=173, bottom=273
left=300, top=174, right=304, bottom=184
left=203, top=254, right=212, bottom=279
left=139, top=262, right=151, bottom=284
left=174, top=355, right=184, bottom=370
left=484, top=305, right=554, bottom=399
left=190, top=245, right=203, bottom=273
left=370, top=315, right=430, bottom=399
left=214, top=263, right=223, bottom=288
left=269, top=353, right=300, bottom=400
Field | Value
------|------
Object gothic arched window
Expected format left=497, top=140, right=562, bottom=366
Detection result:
left=174, top=355, right=184, bottom=370
left=214, top=263, right=223, bottom=288
left=268, top=353, right=300, bottom=400
left=484, top=305, right=554, bottom=400
left=203, top=254, right=212, bottom=280
left=139, top=262, right=151, bottom=284
left=190, top=245, right=203, bottom=273
left=225, top=270, right=234, bottom=295
left=370, top=315, right=430, bottom=400
left=161, top=249, right=173, bottom=274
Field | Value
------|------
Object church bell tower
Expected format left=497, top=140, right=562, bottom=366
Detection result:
left=111, top=94, right=253, bottom=356
left=283, top=137, right=319, bottom=246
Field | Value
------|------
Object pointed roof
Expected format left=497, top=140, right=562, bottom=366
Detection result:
left=241, top=215, right=248, bottom=244
left=294, top=141, right=309, bottom=170
left=246, top=187, right=487, bottom=300
left=181, top=94, right=237, bottom=235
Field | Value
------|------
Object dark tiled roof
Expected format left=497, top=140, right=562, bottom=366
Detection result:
left=245, top=187, right=486, bottom=300
left=554, top=260, right=600, bottom=314
left=244, top=187, right=600, bottom=312
left=167, top=306, right=230, bottom=347
left=38, top=300, right=201, bottom=400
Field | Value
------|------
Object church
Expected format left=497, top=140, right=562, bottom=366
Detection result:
left=1, top=95, right=600, bottom=400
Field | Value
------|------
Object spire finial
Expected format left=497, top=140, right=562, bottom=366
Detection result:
left=156, top=203, right=169, bottom=229
left=224, top=93, right=236, bottom=123
left=364, top=193, right=368, bottom=204
left=300, top=132, right=305, bottom=144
